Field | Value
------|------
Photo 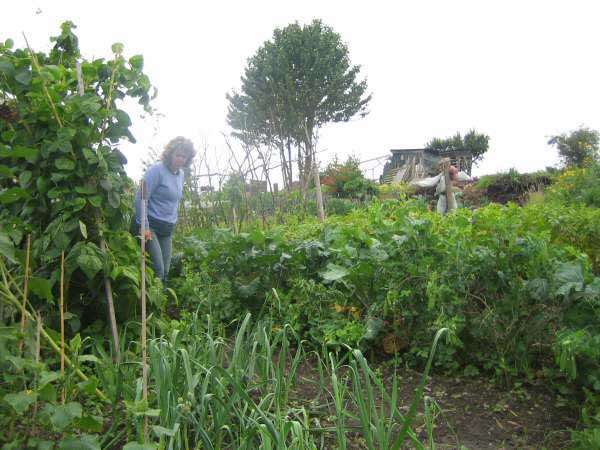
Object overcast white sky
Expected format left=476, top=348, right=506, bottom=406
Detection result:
left=4, top=1, right=600, bottom=182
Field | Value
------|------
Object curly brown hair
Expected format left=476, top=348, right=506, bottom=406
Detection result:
left=161, top=136, right=196, bottom=167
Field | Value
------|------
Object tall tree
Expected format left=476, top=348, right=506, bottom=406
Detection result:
left=227, top=19, right=371, bottom=193
left=548, top=126, right=599, bottom=167
left=426, top=129, right=490, bottom=166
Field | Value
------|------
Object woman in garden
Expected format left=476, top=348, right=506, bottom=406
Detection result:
left=131, top=136, right=196, bottom=284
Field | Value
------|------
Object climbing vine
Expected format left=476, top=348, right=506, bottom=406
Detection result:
left=0, top=22, right=156, bottom=325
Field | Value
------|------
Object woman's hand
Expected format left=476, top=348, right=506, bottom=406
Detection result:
left=144, top=229, right=152, bottom=241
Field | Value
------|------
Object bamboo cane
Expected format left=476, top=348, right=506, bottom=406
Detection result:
left=18, top=234, right=31, bottom=354
left=60, top=251, right=65, bottom=404
left=139, top=180, right=148, bottom=439
left=22, top=34, right=63, bottom=128
left=0, top=266, right=108, bottom=402
left=32, top=311, right=41, bottom=436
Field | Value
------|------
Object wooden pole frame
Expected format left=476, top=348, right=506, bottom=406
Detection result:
left=60, top=251, right=65, bottom=404
left=139, top=180, right=149, bottom=439
left=18, top=234, right=31, bottom=354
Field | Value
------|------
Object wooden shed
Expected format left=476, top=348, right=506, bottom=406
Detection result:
left=380, top=148, right=473, bottom=183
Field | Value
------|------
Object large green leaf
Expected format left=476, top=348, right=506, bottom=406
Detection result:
left=39, top=370, right=61, bottom=387
left=73, top=415, right=103, bottom=432
left=320, top=263, right=349, bottom=281
left=77, top=374, right=98, bottom=395
left=51, top=402, right=83, bottom=432
left=3, top=390, right=37, bottom=414
left=75, top=185, right=97, bottom=195
left=76, top=243, right=104, bottom=279
left=0, top=56, right=14, bottom=75
left=555, top=262, right=584, bottom=297
left=88, top=195, right=102, bottom=207
left=237, top=276, right=260, bottom=298
left=0, top=145, right=38, bottom=160
left=79, top=220, right=88, bottom=239
left=29, top=277, right=54, bottom=302
left=47, top=187, right=64, bottom=199
left=58, top=434, right=101, bottom=450
left=82, top=147, right=98, bottom=164
left=19, top=170, right=32, bottom=188
left=27, top=439, right=54, bottom=450
left=0, top=187, right=27, bottom=204
left=115, top=109, right=132, bottom=127
left=0, top=233, right=16, bottom=263
left=14, top=68, right=31, bottom=85
left=78, top=96, right=102, bottom=115
left=57, top=127, right=76, bottom=140
left=38, top=383, right=57, bottom=402
left=0, top=164, right=13, bottom=178
left=55, top=158, right=76, bottom=171
left=99, top=178, right=112, bottom=191
left=111, top=42, right=124, bottom=54
left=71, top=197, right=86, bottom=211
left=129, top=54, right=144, bottom=70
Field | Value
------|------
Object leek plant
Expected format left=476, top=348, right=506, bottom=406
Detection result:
left=139, top=312, right=446, bottom=449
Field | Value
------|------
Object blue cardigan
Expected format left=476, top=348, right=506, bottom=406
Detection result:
left=134, top=162, right=184, bottom=228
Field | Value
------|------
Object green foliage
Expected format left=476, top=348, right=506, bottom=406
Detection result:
left=548, top=126, right=599, bottom=167
left=426, top=129, right=490, bottom=165
left=0, top=320, right=108, bottom=447
left=0, top=308, right=444, bottom=449
left=0, top=22, right=157, bottom=323
left=547, top=162, right=600, bottom=208
left=171, top=197, right=600, bottom=444
left=377, top=182, right=414, bottom=200
left=320, top=155, right=378, bottom=200
left=174, top=198, right=599, bottom=376
left=470, top=168, right=553, bottom=205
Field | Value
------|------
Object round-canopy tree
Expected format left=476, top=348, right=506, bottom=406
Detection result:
left=426, top=129, right=490, bottom=166
left=227, top=19, right=371, bottom=190
left=548, top=126, right=599, bottom=168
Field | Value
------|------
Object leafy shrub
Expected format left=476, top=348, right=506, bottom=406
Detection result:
left=321, top=155, right=378, bottom=199
left=377, top=182, right=414, bottom=200
left=470, top=169, right=553, bottom=205
left=324, top=197, right=358, bottom=216
left=547, top=162, right=600, bottom=208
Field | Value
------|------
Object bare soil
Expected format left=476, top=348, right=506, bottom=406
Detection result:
left=289, top=360, right=575, bottom=450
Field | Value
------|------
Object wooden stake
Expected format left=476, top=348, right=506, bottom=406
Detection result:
left=76, top=61, right=121, bottom=365
left=18, top=234, right=31, bottom=355
left=139, top=180, right=148, bottom=439
left=312, top=157, right=325, bottom=223
left=32, top=311, right=41, bottom=436
left=232, top=206, right=238, bottom=234
left=60, top=251, right=65, bottom=404
left=443, top=166, right=453, bottom=214
left=101, top=239, right=121, bottom=364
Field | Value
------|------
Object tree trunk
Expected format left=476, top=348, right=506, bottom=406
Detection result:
left=304, top=129, right=325, bottom=222
left=313, top=158, right=325, bottom=222
left=287, top=140, right=293, bottom=185
left=279, top=142, right=289, bottom=190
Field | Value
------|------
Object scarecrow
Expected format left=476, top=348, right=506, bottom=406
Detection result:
left=411, top=158, right=471, bottom=214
